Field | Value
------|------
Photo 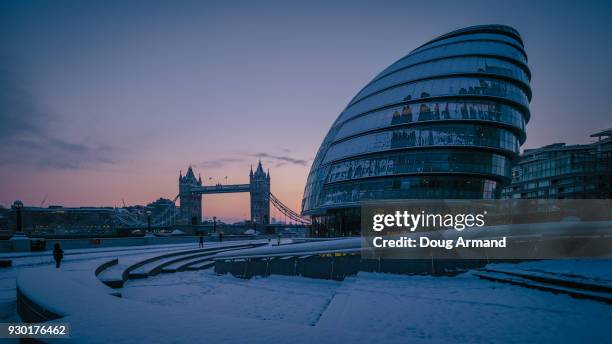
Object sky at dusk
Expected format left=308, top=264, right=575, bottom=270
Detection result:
left=1, top=0, right=611, bottom=222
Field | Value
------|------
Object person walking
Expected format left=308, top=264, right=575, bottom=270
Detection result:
left=53, top=243, right=64, bottom=268
left=199, top=234, right=204, bottom=248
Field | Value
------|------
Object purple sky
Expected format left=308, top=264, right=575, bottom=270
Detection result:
left=1, top=0, right=611, bottom=222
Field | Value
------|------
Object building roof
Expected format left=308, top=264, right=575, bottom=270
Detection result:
left=590, top=127, right=612, bottom=139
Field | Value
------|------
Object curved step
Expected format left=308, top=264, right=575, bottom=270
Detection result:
left=162, top=253, right=226, bottom=273
left=159, top=243, right=268, bottom=273
left=97, top=246, right=199, bottom=287
left=126, top=248, right=210, bottom=279
left=150, top=246, right=251, bottom=275
left=480, top=268, right=612, bottom=293
left=473, top=270, right=612, bottom=304
left=95, top=258, right=124, bottom=290
left=126, top=243, right=261, bottom=279
left=160, top=254, right=217, bottom=273
left=185, top=261, right=215, bottom=271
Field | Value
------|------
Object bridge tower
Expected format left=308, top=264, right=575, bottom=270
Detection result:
left=179, top=166, right=202, bottom=225
left=250, top=161, right=270, bottom=225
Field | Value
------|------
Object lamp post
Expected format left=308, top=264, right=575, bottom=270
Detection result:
left=213, top=216, right=217, bottom=233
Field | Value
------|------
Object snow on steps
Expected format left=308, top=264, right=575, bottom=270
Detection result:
left=480, top=267, right=612, bottom=293
left=472, top=268, right=612, bottom=304
left=95, top=242, right=266, bottom=288
left=214, top=238, right=359, bottom=260
left=96, top=246, right=203, bottom=288
left=155, top=246, right=254, bottom=273
left=125, top=248, right=209, bottom=279
left=184, top=260, right=215, bottom=271
left=159, top=254, right=218, bottom=273
left=127, top=243, right=260, bottom=278
left=17, top=258, right=123, bottom=322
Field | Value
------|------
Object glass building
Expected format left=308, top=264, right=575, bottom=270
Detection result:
left=302, top=25, right=532, bottom=236
left=502, top=129, right=612, bottom=199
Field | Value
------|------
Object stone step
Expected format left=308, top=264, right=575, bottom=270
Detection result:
left=472, top=270, right=612, bottom=304
left=479, top=268, right=612, bottom=293
left=185, top=261, right=215, bottom=271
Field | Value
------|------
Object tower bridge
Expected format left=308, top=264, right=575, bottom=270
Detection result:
left=179, top=161, right=271, bottom=226
left=114, top=160, right=310, bottom=229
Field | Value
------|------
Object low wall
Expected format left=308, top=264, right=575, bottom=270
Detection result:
left=0, top=233, right=263, bottom=253
left=214, top=254, right=487, bottom=280
left=0, top=236, right=199, bottom=253
left=0, top=240, right=12, bottom=252
left=212, top=238, right=491, bottom=280
left=45, top=236, right=198, bottom=250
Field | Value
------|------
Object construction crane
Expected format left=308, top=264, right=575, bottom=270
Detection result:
left=40, top=193, right=48, bottom=208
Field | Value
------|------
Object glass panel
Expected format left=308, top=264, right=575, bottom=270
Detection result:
left=352, top=56, right=529, bottom=105
left=335, top=100, right=525, bottom=141
left=323, top=124, right=519, bottom=164
left=326, top=150, right=511, bottom=183
left=318, top=176, right=500, bottom=207
left=377, top=41, right=527, bottom=79
left=338, top=77, right=529, bottom=124
left=410, top=33, right=524, bottom=56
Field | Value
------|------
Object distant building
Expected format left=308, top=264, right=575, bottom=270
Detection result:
left=6, top=204, right=117, bottom=236
left=0, top=206, right=8, bottom=232
left=502, top=128, right=612, bottom=199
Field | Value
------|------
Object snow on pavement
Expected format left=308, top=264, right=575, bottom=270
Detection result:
left=122, top=270, right=341, bottom=326
left=316, top=272, right=611, bottom=343
left=4, top=246, right=612, bottom=343
left=120, top=262, right=612, bottom=343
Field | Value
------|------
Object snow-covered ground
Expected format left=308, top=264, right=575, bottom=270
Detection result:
left=0, top=241, right=249, bottom=320
left=2, top=241, right=611, bottom=343
left=120, top=262, right=612, bottom=343
left=122, top=271, right=341, bottom=326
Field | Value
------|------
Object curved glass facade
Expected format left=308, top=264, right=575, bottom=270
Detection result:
left=352, top=56, right=530, bottom=105
left=338, top=76, right=529, bottom=124
left=324, top=124, right=519, bottom=164
left=335, top=100, right=526, bottom=141
left=326, top=150, right=513, bottom=183
left=302, top=25, right=531, bottom=235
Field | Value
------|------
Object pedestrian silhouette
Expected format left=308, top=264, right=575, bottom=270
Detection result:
left=53, top=243, right=64, bottom=268
left=199, top=235, right=204, bottom=248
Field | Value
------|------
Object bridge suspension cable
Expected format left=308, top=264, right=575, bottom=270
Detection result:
left=148, top=194, right=180, bottom=227
left=267, top=192, right=311, bottom=225
left=114, top=194, right=180, bottom=228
